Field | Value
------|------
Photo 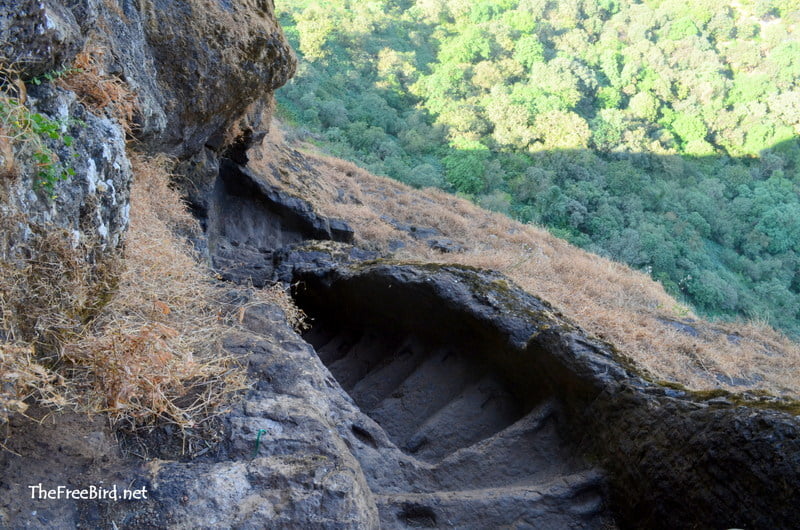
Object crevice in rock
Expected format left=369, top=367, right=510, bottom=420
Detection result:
left=351, top=424, right=378, bottom=449
left=398, top=504, right=437, bottom=528
left=211, top=159, right=330, bottom=248
left=201, top=159, right=354, bottom=285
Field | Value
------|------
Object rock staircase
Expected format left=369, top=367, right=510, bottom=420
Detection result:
left=304, top=322, right=611, bottom=529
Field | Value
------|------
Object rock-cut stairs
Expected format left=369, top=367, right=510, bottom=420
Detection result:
left=304, top=323, right=612, bottom=529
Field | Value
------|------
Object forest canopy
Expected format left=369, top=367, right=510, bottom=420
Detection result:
left=275, top=0, right=800, bottom=337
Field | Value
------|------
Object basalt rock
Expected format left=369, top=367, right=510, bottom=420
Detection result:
left=0, top=0, right=296, bottom=263
left=0, top=0, right=83, bottom=79
left=274, top=244, right=800, bottom=529
left=88, top=0, right=295, bottom=158
left=1, top=0, right=296, bottom=160
left=0, top=82, right=130, bottom=261
left=207, top=160, right=355, bottom=286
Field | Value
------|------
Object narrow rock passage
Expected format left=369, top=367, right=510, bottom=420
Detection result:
left=307, top=325, right=526, bottom=464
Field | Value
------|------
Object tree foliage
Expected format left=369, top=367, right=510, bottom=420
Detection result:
left=275, top=0, right=800, bottom=337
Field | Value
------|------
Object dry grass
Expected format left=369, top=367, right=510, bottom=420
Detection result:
left=0, top=343, right=66, bottom=428
left=259, top=283, right=309, bottom=332
left=252, top=122, right=800, bottom=398
left=0, top=61, right=115, bottom=426
left=58, top=44, right=138, bottom=135
left=62, top=154, right=248, bottom=431
left=0, top=206, right=118, bottom=428
left=0, top=151, right=261, bottom=440
left=0, top=81, right=19, bottom=179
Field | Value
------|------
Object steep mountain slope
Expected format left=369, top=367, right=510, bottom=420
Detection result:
left=275, top=0, right=800, bottom=338
left=248, top=124, right=800, bottom=399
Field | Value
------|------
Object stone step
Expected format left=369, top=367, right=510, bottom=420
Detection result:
left=432, top=399, right=583, bottom=491
left=375, top=471, right=608, bottom=529
left=301, top=324, right=342, bottom=363
left=313, top=327, right=360, bottom=365
left=326, top=329, right=399, bottom=390
left=349, top=340, right=429, bottom=412
left=404, top=374, right=522, bottom=463
left=368, top=349, right=483, bottom=448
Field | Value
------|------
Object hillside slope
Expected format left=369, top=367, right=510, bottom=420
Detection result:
left=275, top=0, right=800, bottom=338
left=250, top=122, right=800, bottom=399
left=2, top=2, right=800, bottom=528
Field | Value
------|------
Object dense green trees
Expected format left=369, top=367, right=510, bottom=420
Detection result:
left=275, top=0, right=800, bottom=337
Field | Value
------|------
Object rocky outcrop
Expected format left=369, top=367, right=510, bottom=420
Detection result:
left=117, top=210, right=800, bottom=528
left=0, top=0, right=295, bottom=263
left=0, top=0, right=291, bottom=374
left=277, top=245, right=800, bottom=529
left=0, top=3, right=302, bottom=524
left=0, top=83, right=130, bottom=258
left=8, top=227, right=798, bottom=527
left=81, top=0, right=294, bottom=158
left=159, top=127, right=800, bottom=527
left=2, top=0, right=295, bottom=158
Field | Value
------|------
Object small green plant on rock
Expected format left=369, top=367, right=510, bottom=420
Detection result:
left=0, top=67, right=78, bottom=196
left=29, top=66, right=82, bottom=87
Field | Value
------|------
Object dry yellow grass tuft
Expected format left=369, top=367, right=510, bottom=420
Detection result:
left=0, top=151, right=259, bottom=440
left=63, top=154, right=248, bottom=431
left=259, top=283, right=310, bottom=332
left=252, top=122, right=800, bottom=398
left=0, top=209, right=117, bottom=431
left=0, top=343, right=66, bottom=429
left=58, top=44, right=139, bottom=134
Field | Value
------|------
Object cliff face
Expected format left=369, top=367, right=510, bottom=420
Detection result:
left=2, top=0, right=295, bottom=153
left=0, top=0, right=295, bottom=264
left=0, top=2, right=300, bottom=525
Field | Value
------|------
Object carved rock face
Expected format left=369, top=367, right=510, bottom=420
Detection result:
left=288, top=254, right=800, bottom=530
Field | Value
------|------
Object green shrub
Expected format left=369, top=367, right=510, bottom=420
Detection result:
left=0, top=72, right=78, bottom=196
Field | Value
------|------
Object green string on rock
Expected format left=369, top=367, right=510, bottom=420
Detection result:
left=253, top=429, right=267, bottom=458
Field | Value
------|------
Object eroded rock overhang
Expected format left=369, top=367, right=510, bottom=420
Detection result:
left=280, top=246, right=800, bottom=529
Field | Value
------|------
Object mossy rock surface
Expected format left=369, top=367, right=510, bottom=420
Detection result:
left=281, top=244, right=800, bottom=529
